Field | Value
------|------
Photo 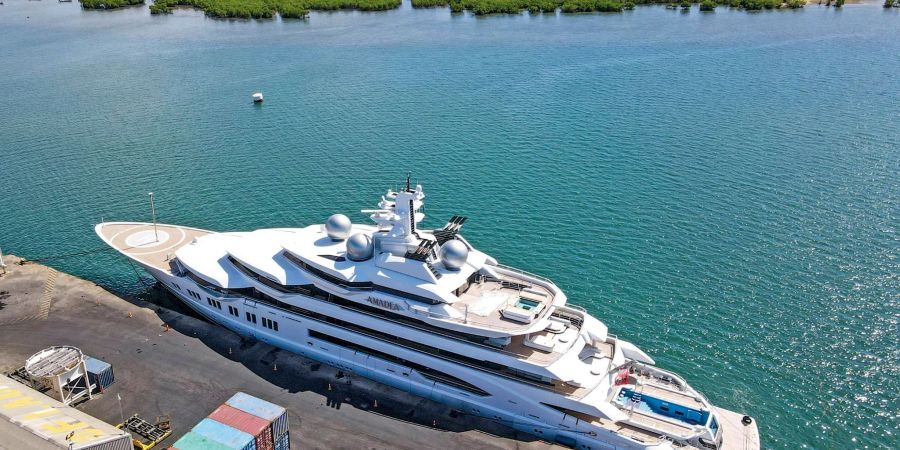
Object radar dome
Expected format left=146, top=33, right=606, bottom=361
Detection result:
left=325, top=214, right=352, bottom=241
left=440, top=240, right=468, bottom=271
left=346, top=233, right=374, bottom=261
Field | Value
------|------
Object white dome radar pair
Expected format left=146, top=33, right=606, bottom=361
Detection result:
left=326, top=214, right=373, bottom=261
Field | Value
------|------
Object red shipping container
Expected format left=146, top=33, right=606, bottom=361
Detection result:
left=209, top=403, right=275, bottom=450
left=256, top=423, right=275, bottom=450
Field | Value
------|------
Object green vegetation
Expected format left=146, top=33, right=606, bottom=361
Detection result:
left=80, top=0, right=143, bottom=9
left=134, top=0, right=828, bottom=18
left=416, top=0, right=624, bottom=14
left=737, top=0, right=781, bottom=9
left=413, top=0, right=821, bottom=13
left=411, top=0, right=449, bottom=6
left=150, top=0, right=399, bottom=18
left=561, top=0, right=627, bottom=12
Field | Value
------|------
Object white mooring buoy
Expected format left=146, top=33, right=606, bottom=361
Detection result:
left=252, top=92, right=264, bottom=103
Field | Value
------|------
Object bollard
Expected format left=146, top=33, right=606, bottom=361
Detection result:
left=273, top=363, right=278, bottom=372
left=328, top=383, right=332, bottom=391
left=373, top=399, right=378, bottom=408
left=229, top=347, right=233, bottom=355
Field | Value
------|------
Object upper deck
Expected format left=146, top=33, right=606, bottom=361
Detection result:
left=95, top=222, right=212, bottom=273
left=451, top=269, right=557, bottom=331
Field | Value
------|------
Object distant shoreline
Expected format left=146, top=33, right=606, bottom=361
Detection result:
left=72, top=0, right=886, bottom=20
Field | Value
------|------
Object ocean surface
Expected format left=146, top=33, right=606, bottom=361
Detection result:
left=0, top=2, right=897, bottom=448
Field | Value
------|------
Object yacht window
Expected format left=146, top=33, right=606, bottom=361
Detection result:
left=709, top=415, right=720, bottom=436
left=284, top=251, right=441, bottom=305
left=212, top=281, right=557, bottom=389
left=309, top=330, right=490, bottom=396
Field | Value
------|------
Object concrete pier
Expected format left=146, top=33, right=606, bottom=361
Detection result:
left=0, top=255, right=556, bottom=450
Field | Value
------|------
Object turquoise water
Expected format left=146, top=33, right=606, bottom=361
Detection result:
left=1, top=2, right=898, bottom=448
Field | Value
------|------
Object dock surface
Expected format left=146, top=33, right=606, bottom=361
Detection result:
left=0, top=255, right=556, bottom=450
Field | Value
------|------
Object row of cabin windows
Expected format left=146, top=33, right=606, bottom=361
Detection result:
left=187, top=259, right=483, bottom=348
left=185, top=270, right=255, bottom=298
left=308, top=330, right=489, bottom=397
left=179, top=269, right=555, bottom=389
left=262, top=317, right=279, bottom=331
left=207, top=298, right=222, bottom=310
left=234, top=288, right=556, bottom=389
left=228, top=305, right=239, bottom=317
left=244, top=312, right=278, bottom=332
left=187, top=290, right=202, bottom=301
left=221, top=260, right=491, bottom=346
left=185, top=265, right=555, bottom=389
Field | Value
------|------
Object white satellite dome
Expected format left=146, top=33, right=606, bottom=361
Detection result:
left=346, top=233, right=374, bottom=261
left=325, top=214, right=351, bottom=241
left=440, top=240, right=468, bottom=271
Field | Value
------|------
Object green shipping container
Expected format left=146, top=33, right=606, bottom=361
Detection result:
left=171, top=431, right=235, bottom=450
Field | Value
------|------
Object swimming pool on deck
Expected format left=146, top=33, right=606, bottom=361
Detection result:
left=515, top=298, right=540, bottom=311
left=616, top=388, right=719, bottom=435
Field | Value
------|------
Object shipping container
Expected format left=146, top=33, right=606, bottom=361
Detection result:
left=170, top=431, right=234, bottom=450
left=270, top=411, right=288, bottom=440
left=192, top=418, right=256, bottom=450
left=84, top=355, right=115, bottom=392
left=208, top=404, right=269, bottom=437
left=224, top=392, right=286, bottom=422
left=208, top=404, right=275, bottom=450
left=224, top=392, right=288, bottom=439
left=256, top=425, right=274, bottom=450
left=274, top=432, right=290, bottom=450
left=0, top=377, right=132, bottom=450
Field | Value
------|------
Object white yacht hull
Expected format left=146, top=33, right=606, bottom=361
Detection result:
left=142, top=265, right=668, bottom=450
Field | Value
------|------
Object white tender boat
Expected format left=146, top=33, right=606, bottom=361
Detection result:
left=96, top=179, right=760, bottom=450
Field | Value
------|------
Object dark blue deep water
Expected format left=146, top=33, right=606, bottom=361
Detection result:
left=1, top=2, right=897, bottom=448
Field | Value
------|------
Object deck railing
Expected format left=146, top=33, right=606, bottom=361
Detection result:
left=494, top=263, right=555, bottom=285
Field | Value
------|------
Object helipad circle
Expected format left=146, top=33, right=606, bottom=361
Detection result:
left=125, top=230, right=170, bottom=248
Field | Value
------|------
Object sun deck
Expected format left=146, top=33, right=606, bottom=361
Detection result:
left=452, top=273, right=556, bottom=331
left=96, top=222, right=212, bottom=272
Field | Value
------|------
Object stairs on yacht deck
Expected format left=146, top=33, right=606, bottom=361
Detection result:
left=629, top=384, right=645, bottom=417
left=426, top=262, right=442, bottom=279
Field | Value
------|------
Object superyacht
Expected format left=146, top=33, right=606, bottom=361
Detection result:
left=96, top=179, right=760, bottom=450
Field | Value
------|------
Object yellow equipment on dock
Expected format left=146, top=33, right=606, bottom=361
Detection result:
left=116, top=414, right=172, bottom=450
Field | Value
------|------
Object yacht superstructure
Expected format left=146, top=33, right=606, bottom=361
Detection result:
left=96, top=180, right=760, bottom=450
